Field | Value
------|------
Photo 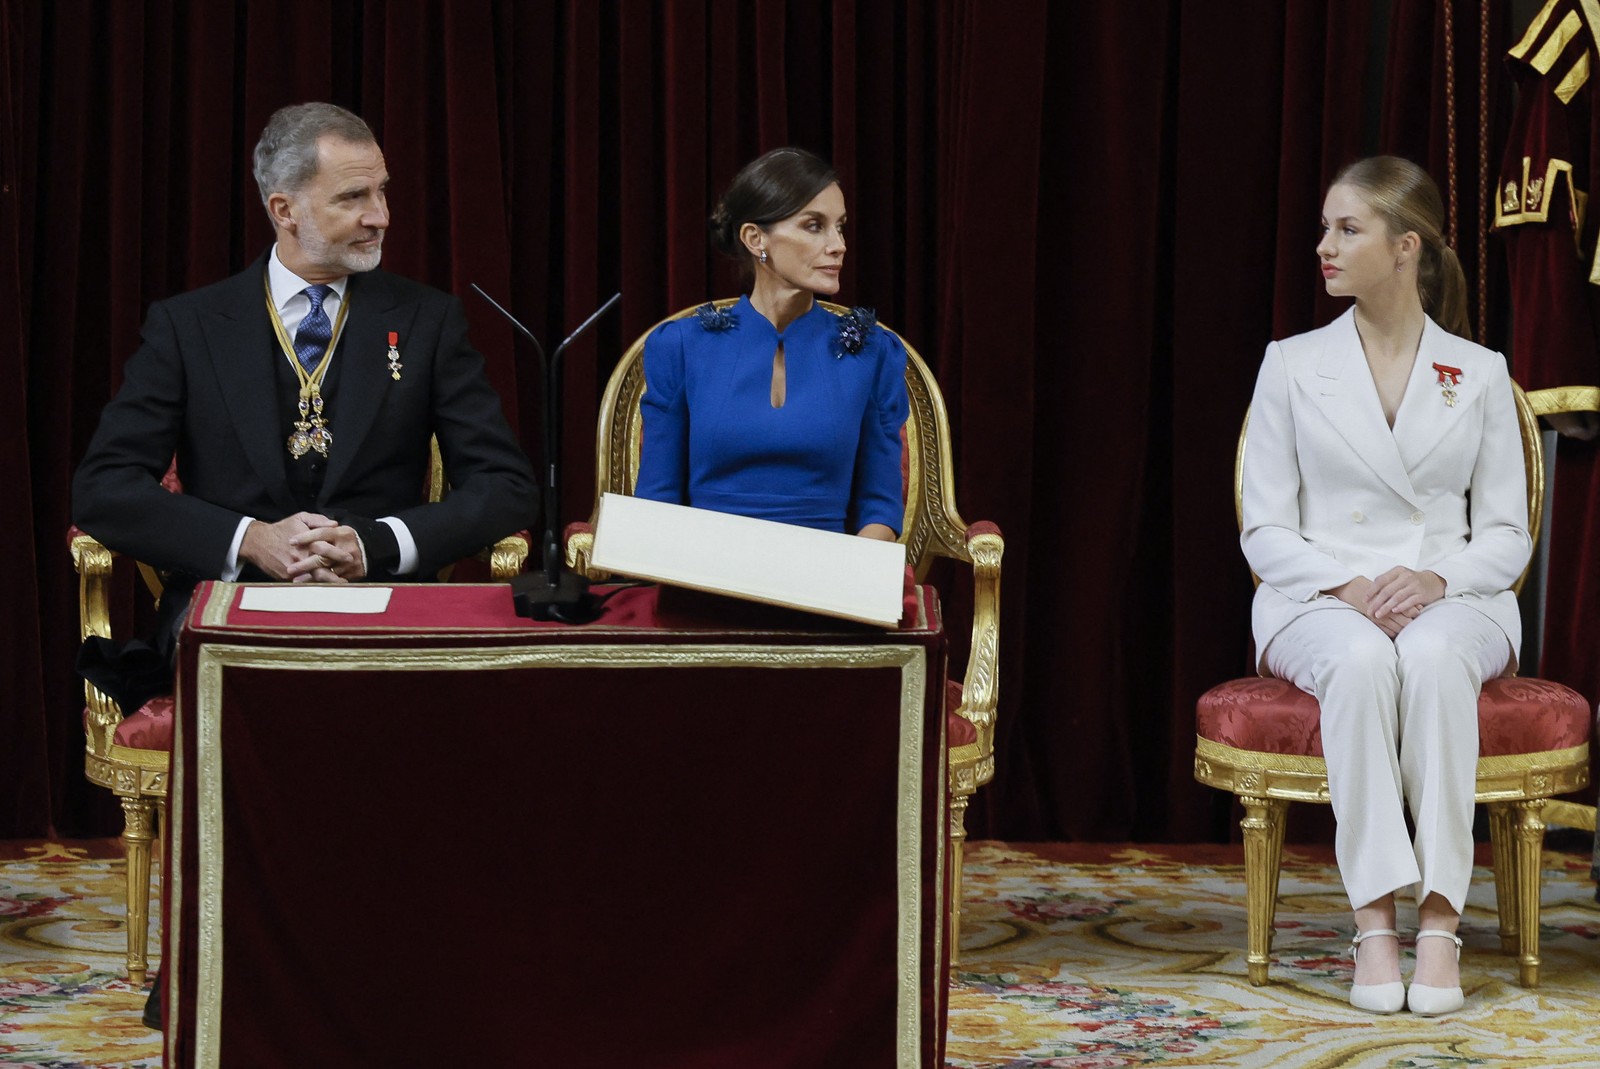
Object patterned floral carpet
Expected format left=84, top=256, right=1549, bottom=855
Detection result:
left=0, top=842, right=158, bottom=1069
left=3, top=839, right=1598, bottom=1068
left=949, top=840, right=1600, bottom=1068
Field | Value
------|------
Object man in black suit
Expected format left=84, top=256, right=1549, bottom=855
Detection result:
left=71, top=103, right=538, bottom=1032
left=74, top=102, right=536, bottom=590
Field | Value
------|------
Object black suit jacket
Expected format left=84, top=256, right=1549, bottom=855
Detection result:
left=73, top=250, right=538, bottom=580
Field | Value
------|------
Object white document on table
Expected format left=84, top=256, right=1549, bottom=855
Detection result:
left=238, top=586, right=394, bottom=614
left=590, top=493, right=906, bottom=627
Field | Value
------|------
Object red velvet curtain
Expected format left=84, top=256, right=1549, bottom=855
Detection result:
left=1, top=2, right=1531, bottom=841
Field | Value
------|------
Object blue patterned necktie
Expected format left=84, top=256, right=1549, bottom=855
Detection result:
left=293, top=285, right=334, bottom=373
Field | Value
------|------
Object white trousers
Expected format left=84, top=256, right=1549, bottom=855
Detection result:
left=1262, top=602, right=1512, bottom=914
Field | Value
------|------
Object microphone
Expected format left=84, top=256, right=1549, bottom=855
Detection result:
left=471, top=284, right=622, bottom=622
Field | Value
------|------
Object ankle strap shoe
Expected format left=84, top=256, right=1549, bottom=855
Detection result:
left=1348, top=928, right=1404, bottom=1013
left=1406, top=930, right=1464, bottom=1016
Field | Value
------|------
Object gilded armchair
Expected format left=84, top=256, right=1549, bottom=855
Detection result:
left=565, top=300, right=1004, bottom=964
left=1194, top=382, right=1591, bottom=988
left=72, top=438, right=530, bottom=984
left=1522, top=384, right=1600, bottom=839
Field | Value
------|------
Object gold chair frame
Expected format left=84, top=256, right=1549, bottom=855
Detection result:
left=1522, top=385, right=1600, bottom=838
left=565, top=300, right=1004, bottom=964
left=1194, top=382, right=1591, bottom=987
left=72, top=438, right=530, bottom=984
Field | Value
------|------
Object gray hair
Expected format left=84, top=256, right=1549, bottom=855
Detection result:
left=252, top=103, right=376, bottom=208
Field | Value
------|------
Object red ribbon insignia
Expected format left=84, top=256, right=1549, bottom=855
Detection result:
left=1431, top=362, right=1461, bottom=407
left=386, top=331, right=403, bottom=381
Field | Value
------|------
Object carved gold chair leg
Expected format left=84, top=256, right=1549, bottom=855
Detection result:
left=948, top=790, right=970, bottom=969
left=1487, top=802, right=1520, bottom=955
left=1513, top=798, right=1548, bottom=987
left=1239, top=795, right=1289, bottom=986
left=120, top=796, right=159, bottom=986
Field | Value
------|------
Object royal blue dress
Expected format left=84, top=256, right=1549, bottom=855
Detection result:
left=635, top=295, right=909, bottom=535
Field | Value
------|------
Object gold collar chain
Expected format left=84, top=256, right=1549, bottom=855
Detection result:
left=263, top=272, right=351, bottom=460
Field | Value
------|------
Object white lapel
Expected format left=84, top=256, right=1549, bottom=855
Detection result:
left=1391, top=317, right=1480, bottom=472
left=1295, top=310, right=1420, bottom=507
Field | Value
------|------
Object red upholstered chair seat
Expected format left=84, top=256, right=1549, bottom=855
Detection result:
left=946, top=680, right=976, bottom=746
left=114, top=695, right=176, bottom=750
left=82, top=695, right=176, bottom=752
left=1196, top=675, right=1590, bottom=758
left=1477, top=678, right=1594, bottom=754
left=1195, top=678, right=1323, bottom=755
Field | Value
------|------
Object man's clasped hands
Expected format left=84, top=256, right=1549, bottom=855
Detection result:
left=240, top=512, right=367, bottom=583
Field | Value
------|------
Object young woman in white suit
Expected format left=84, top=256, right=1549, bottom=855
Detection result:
left=1241, top=157, right=1531, bottom=1015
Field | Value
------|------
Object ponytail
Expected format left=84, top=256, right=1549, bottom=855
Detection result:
left=1428, top=244, right=1472, bottom=340
left=1332, top=156, right=1474, bottom=341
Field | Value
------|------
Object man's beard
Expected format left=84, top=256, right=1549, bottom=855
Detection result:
left=297, top=210, right=383, bottom=275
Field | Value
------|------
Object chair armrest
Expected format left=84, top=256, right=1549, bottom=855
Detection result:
left=69, top=530, right=115, bottom=642
left=70, top=531, right=122, bottom=750
left=563, top=521, right=611, bottom=581
left=481, top=531, right=532, bottom=581
left=953, top=522, right=1004, bottom=754
left=1524, top=386, right=1600, bottom=418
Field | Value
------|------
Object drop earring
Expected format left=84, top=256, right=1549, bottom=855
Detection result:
left=759, top=249, right=769, bottom=264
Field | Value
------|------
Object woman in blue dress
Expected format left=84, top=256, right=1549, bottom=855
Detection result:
left=634, top=147, right=908, bottom=539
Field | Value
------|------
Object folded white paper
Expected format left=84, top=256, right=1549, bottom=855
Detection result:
left=590, top=493, right=906, bottom=627
left=238, top=586, right=394, bottom=614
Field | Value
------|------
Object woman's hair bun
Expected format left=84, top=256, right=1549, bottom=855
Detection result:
left=708, top=201, right=737, bottom=256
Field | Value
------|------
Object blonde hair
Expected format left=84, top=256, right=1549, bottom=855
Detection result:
left=1332, top=156, right=1471, bottom=340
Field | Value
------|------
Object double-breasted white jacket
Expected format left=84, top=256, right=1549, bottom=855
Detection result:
left=1241, top=309, right=1532, bottom=667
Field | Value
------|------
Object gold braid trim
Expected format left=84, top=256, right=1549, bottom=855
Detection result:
left=1529, top=10, right=1584, bottom=73
left=1556, top=48, right=1592, bottom=102
left=1580, top=0, right=1600, bottom=57
left=1511, top=0, right=1564, bottom=59
left=1508, top=1, right=1598, bottom=102
left=1495, top=156, right=1588, bottom=259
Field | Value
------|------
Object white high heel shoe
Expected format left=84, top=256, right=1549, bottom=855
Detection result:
left=1407, top=929, right=1465, bottom=1016
left=1349, top=928, right=1405, bottom=1013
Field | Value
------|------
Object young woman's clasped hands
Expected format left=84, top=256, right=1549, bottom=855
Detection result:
left=1331, top=568, right=1445, bottom=636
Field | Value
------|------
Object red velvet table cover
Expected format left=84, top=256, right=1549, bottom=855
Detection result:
left=164, top=582, right=948, bottom=1069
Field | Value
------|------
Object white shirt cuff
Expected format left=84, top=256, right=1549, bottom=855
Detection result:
left=222, top=516, right=254, bottom=581
left=380, top=517, right=418, bottom=575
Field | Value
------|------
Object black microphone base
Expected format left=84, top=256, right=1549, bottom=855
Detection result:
left=510, top=569, right=602, bottom=624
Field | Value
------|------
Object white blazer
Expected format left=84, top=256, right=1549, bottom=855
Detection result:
left=1241, top=308, right=1531, bottom=670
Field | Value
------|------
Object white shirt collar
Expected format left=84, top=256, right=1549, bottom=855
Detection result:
left=267, top=244, right=350, bottom=315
